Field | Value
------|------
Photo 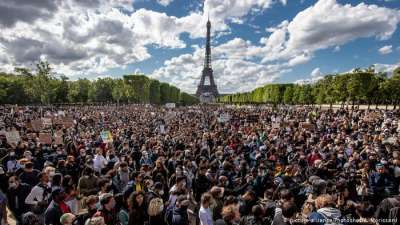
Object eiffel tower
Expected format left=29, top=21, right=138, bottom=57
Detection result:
left=196, top=17, right=219, bottom=103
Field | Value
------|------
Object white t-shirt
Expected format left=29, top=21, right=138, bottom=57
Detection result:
left=93, top=154, right=107, bottom=173
left=199, top=206, right=213, bottom=225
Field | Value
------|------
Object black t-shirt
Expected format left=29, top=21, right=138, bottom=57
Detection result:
left=19, top=170, right=40, bottom=187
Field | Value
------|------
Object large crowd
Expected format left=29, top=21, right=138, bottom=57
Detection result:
left=0, top=104, right=399, bottom=225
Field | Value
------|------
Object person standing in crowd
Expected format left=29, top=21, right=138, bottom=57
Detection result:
left=94, top=193, right=116, bottom=225
left=78, top=167, right=99, bottom=197
left=25, top=172, right=52, bottom=215
left=128, top=191, right=146, bottom=225
left=171, top=195, right=190, bottom=225
left=199, top=193, right=213, bottom=225
left=7, top=175, right=31, bottom=223
left=19, top=162, right=40, bottom=187
left=60, top=213, right=76, bottom=225
left=44, top=188, right=71, bottom=225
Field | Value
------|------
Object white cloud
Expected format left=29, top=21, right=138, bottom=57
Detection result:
left=157, top=0, right=173, bottom=6
left=260, top=0, right=400, bottom=65
left=379, top=45, right=393, bottom=55
left=294, top=67, right=324, bottom=84
left=150, top=38, right=285, bottom=93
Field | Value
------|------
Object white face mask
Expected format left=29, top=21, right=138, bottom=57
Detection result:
left=9, top=183, right=17, bottom=189
left=159, top=190, right=164, bottom=196
left=49, top=171, right=55, bottom=177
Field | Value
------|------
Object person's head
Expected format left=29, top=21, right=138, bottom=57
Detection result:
left=52, top=188, right=67, bottom=202
left=201, top=193, right=212, bottom=208
left=222, top=204, right=240, bottom=223
left=176, top=195, right=190, bottom=210
left=84, top=195, right=98, bottom=212
left=376, top=163, right=385, bottom=174
left=148, top=198, right=164, bottom=217
left=8, top=176, right=20, bottom=189
left=279, top=189, right=294, bottom=202
left=315, top=194, right=334, bottom=209
left=99, top=193, right=115, bottom=211
left=176, top=176, right=186, bottom=188
left=153, top=182, right=164, bottom=195
left=312, top=179, right=327, bottom=195
left=129, top=191, right=145, bottom=208
left=22, top=212, right=41, bottom=225
left=281, top=201, right=298, bottom=219
left=252, top=205, right=264, bottom=219
left=60, top=213, right=76, bottom=225
left=132, top=171, right=143, bottom=183
left=119, top=162, right=129, bottom=173
left=98, top=179, right=112, bottom=193
left=38, top=172, right=49, bottom=184
left=84, top=167, right=94, bottom=177
left=24, top=162, right=34, bottom=171
left=356, top=202, right=375, bottom=218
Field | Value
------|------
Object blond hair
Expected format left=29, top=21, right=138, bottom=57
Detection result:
left=314, top=194, right=333, bottom=209
left=148, top=198, right=164, bottom=216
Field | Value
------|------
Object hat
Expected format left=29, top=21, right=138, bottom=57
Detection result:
left=376, top=163, right=384, bottom=168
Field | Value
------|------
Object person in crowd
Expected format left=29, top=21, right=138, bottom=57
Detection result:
left=94, top=193, right=117, bottom=225
left=60, top=213, right=76, bottom=225
left=44, top=188, right=71, bottom=225
left=25, top=172, right=52, bottom=215
left=0, top=105, right=399, bottom=225
left=7, top=175, right=31, bottom=223
left=171, top=195, right=190, bottom=225
left=199, top=193, right=213, bottom=225
left=128, top=191, right=146, bottom=225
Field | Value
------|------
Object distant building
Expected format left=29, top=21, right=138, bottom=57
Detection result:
left=196, top=17, right=219, bottom=103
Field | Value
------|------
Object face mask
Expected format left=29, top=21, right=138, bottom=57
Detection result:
left=9, top=183, right=17, bottom=189
left=159, top=190, right=164, bottom=196
left=49, top=171, right=55, bottom=177
left=20, top=164, right=25, bottom=169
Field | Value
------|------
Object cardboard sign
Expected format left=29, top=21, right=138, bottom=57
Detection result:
left=31, top=119, right=43, bottom=131
left=165, top=103, right=176, bottom=109
left=62, top=117, right=74, bottom=128
left=300, top=122, right=315, bottom=130
left=42, top=118, right=52, bottom=127
left=218, top=113, right=231, bottom=123
left=39, top=133, right=52, bottom=145
left=101, top=131, right=113, bottom=143
left=6, top=131, right=20, bottom=144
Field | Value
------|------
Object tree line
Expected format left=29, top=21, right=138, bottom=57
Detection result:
left=218, top=66, right=400, bottom=108
left=0, top=61, right=199, bottom=105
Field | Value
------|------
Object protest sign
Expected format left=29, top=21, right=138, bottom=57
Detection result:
left=42, top=118, right=52, bottom=127
left=101, top=131, right=113, bottom=143
left=218, top=113, right=231, bottom=123
left=6, top=130, right=20, bottom=144
left=62, top=117, right=74, bottom=128
left=31, top=119, right=43, bottom=131
left=165, top=103, right=176, bottom=109
left=300, top=122, right=315, bottom=130
left=39, top=133, right=52, bottom=145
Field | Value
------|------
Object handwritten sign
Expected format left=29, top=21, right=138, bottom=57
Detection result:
left=31, top=119, right=43, bottom=131
left=300, top=122, right=315, bottom=130
left=42, top=118, right=52, bottom=127
left=62, top=117, right=74, bottom=128
left=39, top=133, right=52, bottom=145
left=165, top=103, right=176, bottom=109
left=218, top=113, right=231, bottom=123
left=101, top=131, right=113, bottom=143
left=6, top=131, right=20, bottom=144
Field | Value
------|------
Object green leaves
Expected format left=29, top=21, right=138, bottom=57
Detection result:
left=0, top=61, right=198, bottom=105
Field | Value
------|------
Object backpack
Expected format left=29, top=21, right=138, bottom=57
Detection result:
left=164, top=205, right=174, bottom=225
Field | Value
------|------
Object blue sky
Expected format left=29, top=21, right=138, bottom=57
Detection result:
left=0, top=0, right=399, bottom=93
